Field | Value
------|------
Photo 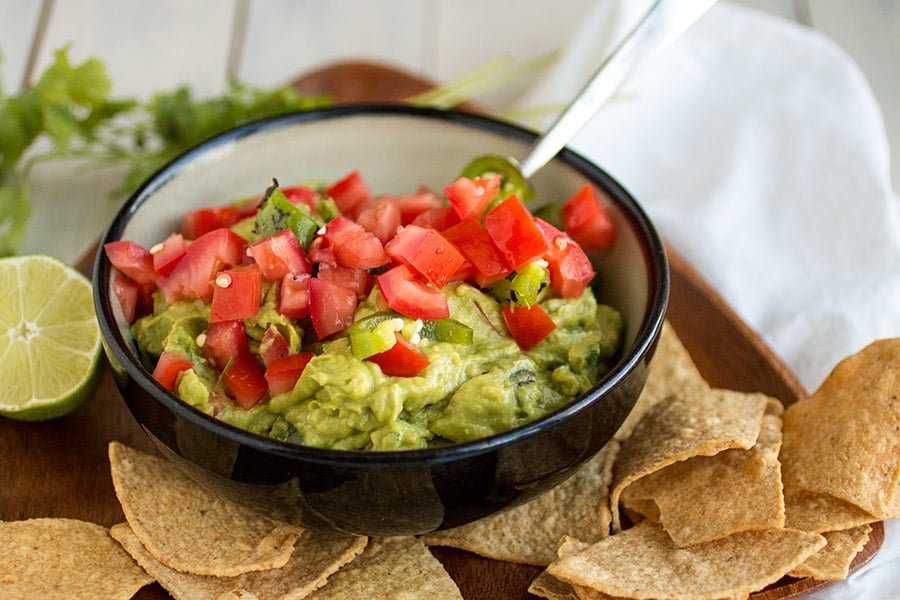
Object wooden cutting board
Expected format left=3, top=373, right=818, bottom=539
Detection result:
left=0, top=60, right=883, bottom=599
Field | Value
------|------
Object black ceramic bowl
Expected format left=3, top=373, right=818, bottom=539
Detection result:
left=94, top=105, right=668, bottom=536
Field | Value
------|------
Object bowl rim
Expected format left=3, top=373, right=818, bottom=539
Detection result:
left=93, top=103, right=669, bottom=467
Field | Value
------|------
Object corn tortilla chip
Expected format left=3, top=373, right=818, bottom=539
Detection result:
left=780, top=338, right=900, bottom=520
left=0, top=518, right=152, bottom=600
left=609, top=388, right=769, bottom=532
left=787, top=524, right=872, bottom=581
left=304, top=536, right=462, bottom=599
left=423, top=441, right=618, bottom=565
left=111, top=522, right=366, bottom=600
left=621, top=409, right=785, bottom=547
left=783, top=488, right=877, bottom=534
left=546, top=521, right=825, bottom=600
left=528, top=537, right=591, bottom=600
left=109, top=441, right=303, bottom=576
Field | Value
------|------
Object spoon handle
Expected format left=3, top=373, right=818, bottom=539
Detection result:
left=517, top=0, right=719, bottom=180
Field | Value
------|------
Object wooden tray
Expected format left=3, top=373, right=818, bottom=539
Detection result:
left=0, top=61, right=883, bottom=599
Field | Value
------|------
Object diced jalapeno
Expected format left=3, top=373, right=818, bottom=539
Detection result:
left=489, top=260, right=550, bottom=307
left=420, top=318, right=474, bottom=345
left=459, top=155, right=535, bottom=205
left=253, top=180, right=322, bottom=249
left=315, top=196, right=340, bottom=222
left=349, top=317, right=403, bottom=359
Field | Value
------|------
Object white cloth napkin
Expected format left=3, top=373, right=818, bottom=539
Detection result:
left=514, top=1, right=900, bottom=597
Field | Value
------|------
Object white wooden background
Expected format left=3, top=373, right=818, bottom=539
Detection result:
left=1, top=0, right=898, bottom=262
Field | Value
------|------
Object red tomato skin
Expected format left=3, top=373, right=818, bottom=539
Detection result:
left=366, top=333, right=430, bottom=377
left=248, top=229, right=311, bottom=281
left=202, top=320, right=250, bottom=370
left=316, top=263, right=373, bottom=299
left=104, top=240, right=157, bottom=285
left=384, top=225, right=466, bottom=289
left=321, top=215, right=389, bottom=270
left=381, top=188, right=443, bottom=225
left=150, top=234, right=187, bottom=276
left=157, top=228, right=246, bottom=302
left=376, top=264, right=450, bottom=321
left=180, top=205, right=241, bottom=240
left=502, top=304, right=557, bottom=351
left=325, top=171, right=372, bottom=218
left=264, top=352, right=314, bottom=396
left=278, top=273, right=311, bottom=319
left=259, top=325, right=291, bottom=368
left=444, top=175, right=501, bottom=220
left=209, top=267, right=262, bottom=323
left=561, top=184, right=616, bottom=251
left=535, top=218, right=596, bottom=299
left=112, top=274, right=139, bottom=323
left=441, top=218, right=512, bottom=286
left=282, top=185, right=320, bottom=210
left=308, top=277, right=358, bottom=340
left=483, top=196, right=549, bottom=270
left=410, top=206, right=460, bottom=231
left=355, top=198, right=402, bottom=244
left=152, top=352, right=194, bottom=391
left=223, top=355, right=268, bottom=409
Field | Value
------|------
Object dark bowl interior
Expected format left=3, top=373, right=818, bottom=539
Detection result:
left=94, top=105, right=668, bottom=536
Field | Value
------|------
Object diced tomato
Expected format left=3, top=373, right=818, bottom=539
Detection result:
left=209, top=267, right=261, bottom=323
left=483, top=196, right=548, bottom=270
left=376, top=264, right=450, bottom=320
left=442, top=218, right=512, bottom=286
left=381, top=188, right=443, bottom=224
left=104, top=240, right=157, bottom=285
left=152, top=351, right=194, bottom=391
left=278, top=273, right=311, bottom=319
left=444, top=175, right=501, bottom=220
left=264, top=352, right=314, bottom=396
left=308, top=277, right=358, bottom=339
left=306, top=236, right=337, bottom=266
left=355, top=198, right=402, bottom=244
left=202, top=320, right=250, bottom=370
left=535, top=218, right=596, bottom=298
left=282, top=185, right=320, bottom=210
left=111, top=274, right=139, bottom=323
left=259, top=325, right=291, bottom=368
left=180, top=205, right=241, bottom=240
left=319, top=215, right=389, bottom=270
left=410, top=206, right=460, bottom=230
left=384, top=225, right=466, bottom=289
left=150, top=234, right=187, bottom=276
left=561, top=184, right=616, bottom=252
left=156, top=228, right=246, bottom=302
left=325, top=171, right=371, bottom=217
left=316, top=263, right=373, bottom=299
left=248, top=229, right=311, bottom=281
left=502, top=304, right=557, bottom=351
left=366, top=333, right=430, bottom=377
left=222, top=354, right=268, bottom=409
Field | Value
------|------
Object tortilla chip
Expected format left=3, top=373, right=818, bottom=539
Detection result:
left=529, top=537, right=591, bottom=600
left=304, top=536, right=462, bottom=599
left=546, top=521, right=825, bottom=600
left=609, top=388, right=769, bottom=532
left=111, top=522, right=366, bottom=600
left=780, top=338, right=900, bottom=520
left=788, top=524, right=872, bottom=581
left=0, top=518, right=152, bottom=600
left=423, top=441, right=618, bottom=565
left=109, top=441, right=303, bottom=576
left=614, top=322, right=708, bottom=443
left=621, top=408, right=785, bottom=546
left=783, top=489, right=877, bottom=533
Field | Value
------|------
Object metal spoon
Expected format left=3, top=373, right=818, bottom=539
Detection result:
left=517, top=0, right=719, bottom=183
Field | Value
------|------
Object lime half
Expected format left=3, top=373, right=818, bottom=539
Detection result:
left=0, top=255, right=103, bottom=421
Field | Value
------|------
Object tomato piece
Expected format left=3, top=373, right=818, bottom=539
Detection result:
left=535, top=218, right=596, bottom=298
left=366, top=333, right=430, bottom=377
left=319, top=215, right=389, bottom=270
left=308, top=277, right=358, bottom=339
left=152, top=351, right=194, bottom=391
left=316, top=263, right=373, bottom=299
left=222, top=354, right=268, bottom=409
left=441, top=218, right=512, bottom=286
left=111, top=274, right=139, bottom=323
left=376, top=264, right=450, bottom=320
left=209, top=267, right=262, bottom=323
left=278, top=273, right=311, bottom=319
left=264, top=352, right=314, bottom=396
left=181, top=205, right=241, bottom=240
left=355, top=198, right=402, bottom=244
left=325, top=171, right=371, bottom=217
left=410, top=206, right=460, bottom=231
left=248, top=229, right=311, bottom=281
left=444, top=175, right=501, bottom=220
left=104, top=240, right=157, bottom=285
left=156, top=228, right=246, bottom=302
left=150, top=234, right=187, bottom=276
left=384, top=225, right=466, bottom=289
left=561, top=184, right=616, bottom=251
left=483, top=195, right=548, bottom=270
left=259, top=325, right=291, bottom=368
left=502, top=304, right=557, bottom=351
left=381, top=188, right=443, bottom=224
left=281, top=185, right=320, bottom=211
left=202, top=320, right=250, bottom=370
